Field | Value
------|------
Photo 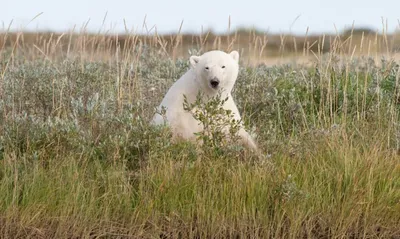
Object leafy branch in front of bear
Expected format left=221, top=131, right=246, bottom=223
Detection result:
left=183, top=91, right=242, bottom=155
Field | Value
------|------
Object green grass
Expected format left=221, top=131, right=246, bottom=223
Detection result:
left=0, top=34, right=400, bottom=238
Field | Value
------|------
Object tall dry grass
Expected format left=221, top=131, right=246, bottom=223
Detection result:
left=0, top=20, right=399, bottom=238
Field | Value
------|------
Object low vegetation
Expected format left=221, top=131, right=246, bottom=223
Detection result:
left=0, top=26, right=399, bottom=238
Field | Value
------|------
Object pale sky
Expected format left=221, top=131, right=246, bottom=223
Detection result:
left=2, top=0, right=399, bottom=34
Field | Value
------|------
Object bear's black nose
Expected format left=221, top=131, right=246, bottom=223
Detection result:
left=210, top=78, right=220, bottom=88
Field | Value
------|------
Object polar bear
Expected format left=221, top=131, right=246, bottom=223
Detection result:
left=152, top=50, right=258, bottom=151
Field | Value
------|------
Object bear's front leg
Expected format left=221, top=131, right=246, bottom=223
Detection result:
left=238, top=128, right=259, bottom=152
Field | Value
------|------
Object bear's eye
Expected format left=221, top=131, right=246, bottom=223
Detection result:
left=222, top=66, right=226, bottom=69
left=205, top=67, right=209, bottom=70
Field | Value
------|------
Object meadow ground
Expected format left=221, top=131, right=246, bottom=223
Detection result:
left=0, top=27, right=400, bottom=238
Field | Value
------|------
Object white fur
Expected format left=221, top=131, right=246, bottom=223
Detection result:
left=152, top=50, right=258, bottom=151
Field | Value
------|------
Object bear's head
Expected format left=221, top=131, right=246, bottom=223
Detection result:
left=189, top=50, right=239, bottom=94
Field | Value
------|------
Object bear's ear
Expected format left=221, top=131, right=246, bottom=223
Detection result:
left=229, top=51, right=239, bottom=63
left=189, top=56, right=200, bottom=68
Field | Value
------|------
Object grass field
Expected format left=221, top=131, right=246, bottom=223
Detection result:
left=0, top=25, right=400, bottom=238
